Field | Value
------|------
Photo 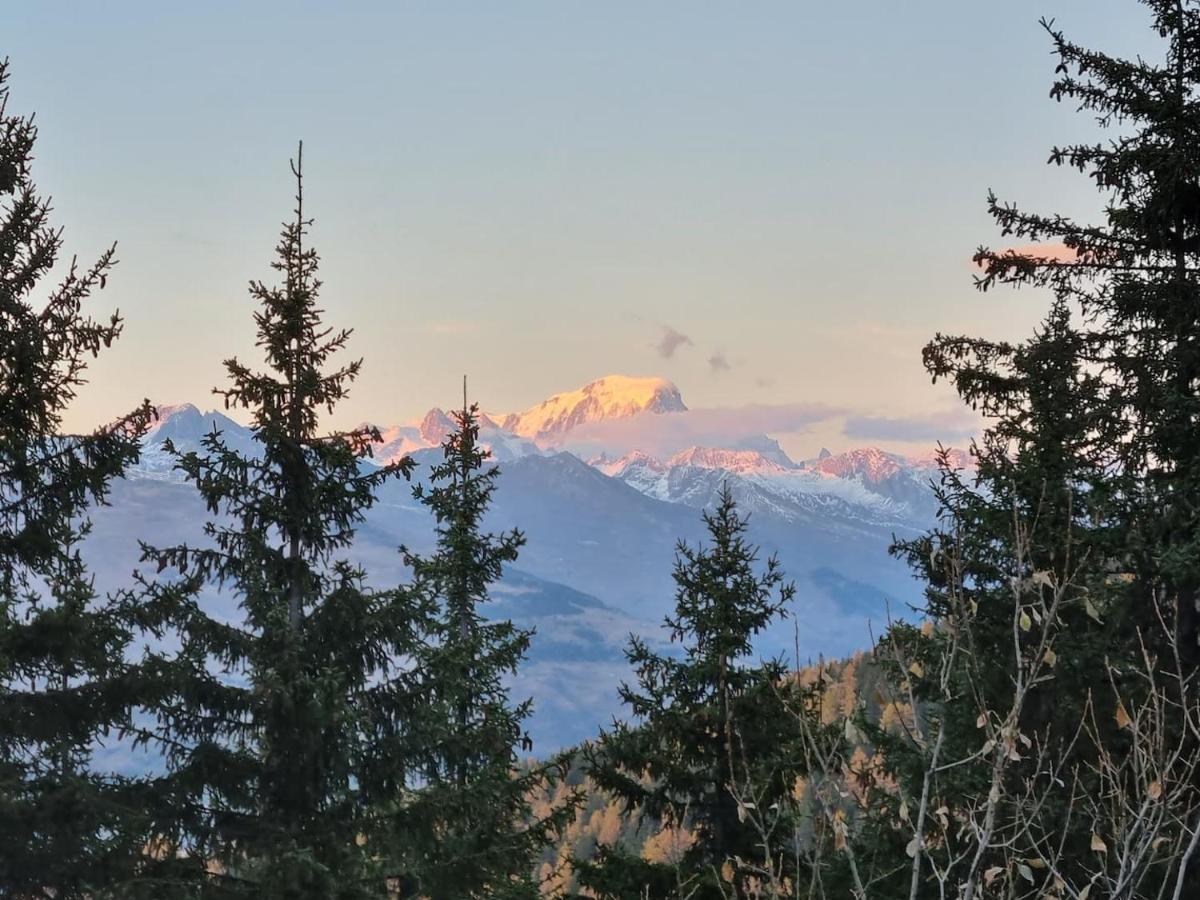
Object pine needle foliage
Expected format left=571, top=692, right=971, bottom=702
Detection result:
left=578, top=485, right=799, bottom=899
left=0, top=58, right=154, bottom=898
left=128, top=147, right=420, bottom=898
left=967, top=1, right=1200, bottom=667
left=397, top=391, right=578, bottom=900
left=876, top=299, right=1112, bottom=895
left=873, top=3, right=1200, bottom=894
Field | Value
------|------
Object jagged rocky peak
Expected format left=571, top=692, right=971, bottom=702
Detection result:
left=418, top=407, right=456, bottom=444
left=146, top=403, right=242, bottom=444
left=811, top=447, right=908, bottom=484
left=591, top=448, right=666, bottom=478
left=501, top=375, right=687, bottom=438
left=666, top=446, right=790, bottom=475
left=908, top=447, right=975, bottom=471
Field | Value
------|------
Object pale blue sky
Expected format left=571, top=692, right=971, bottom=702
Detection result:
left=3, top=1, right=1149, bottom=454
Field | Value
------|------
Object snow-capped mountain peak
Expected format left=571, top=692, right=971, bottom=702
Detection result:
left=666, top=446, right=791, bottom=475
left=809, top=447, right=906, bottom=485
left=147, top=403, right=201, bottom=435
left=368, top=407, right=540, bottom=466
left=152, top=402, right=200, bottom=421
left=418, top=408, right=455, bottom=444
left=134, top=404, right=255, bottom=480
left=501, top=375, right=687, bottom=439
left=146, top=403, right=244, bottom=444
left=132, top=379, right=969, bottom=533
left=808, top=446, right=974, bottom=486
left=590, top=449, right=666, bottom=479
left=590, top=443, right=922, bottom=528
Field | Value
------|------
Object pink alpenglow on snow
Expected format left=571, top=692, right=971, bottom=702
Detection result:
left=500, top=375, right=687, bottom=439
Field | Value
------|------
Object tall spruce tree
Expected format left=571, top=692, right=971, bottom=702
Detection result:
left=0, top=59, right=153, bottom=897
left=578, top=485, right=800, bottom=900
left=396, top=387, right=576, bottom=900
left=128, top=147, right=421, bottom=898
left=869, top=2, right=1200, bottom=893
left=992, top=0, right=1200, bottom=884
left=970, top=2, right=1200, bottom=666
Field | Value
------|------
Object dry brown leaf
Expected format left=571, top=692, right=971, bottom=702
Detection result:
left=1115, top=701, right=1132, bottom=730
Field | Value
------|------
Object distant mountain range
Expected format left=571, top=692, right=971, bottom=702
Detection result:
left=84, top=375, right=971, bottom=757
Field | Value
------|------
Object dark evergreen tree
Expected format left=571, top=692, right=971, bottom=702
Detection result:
left=396, top=387, right=577, bottom=900
left=870, top=2, right=1200, bottom=892
left=577, top=485, right=799, bottom=899
left=128, top=147, right=421, bottom=898
left=872, top=299, right=1113, bottom=895
left=0, top=58, right=154, bottom=897
left=970, top=2, right=1200, bottom=667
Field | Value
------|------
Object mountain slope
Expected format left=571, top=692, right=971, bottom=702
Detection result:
left=108, top=379, right=956, bottom=750
left=82, top=474, right=661, bottom=754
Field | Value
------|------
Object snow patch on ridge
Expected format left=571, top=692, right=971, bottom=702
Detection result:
left=592, top=446, right=934, bottom=528
left=666, top=446, right=793, bottom=474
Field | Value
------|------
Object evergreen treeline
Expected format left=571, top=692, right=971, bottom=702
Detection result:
left=6, top=0, right=1200, bottom=896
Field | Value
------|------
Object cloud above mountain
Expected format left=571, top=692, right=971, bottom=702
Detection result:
left=655, top=325, right=692, bottom=359
left=547, top=401, right=844, bottom=459
left=843, top=408, right=980, bottom=444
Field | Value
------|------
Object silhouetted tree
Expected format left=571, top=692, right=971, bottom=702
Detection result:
left=578, top=485, right=799, bottom=899
left=872, top=298, right=1113, bottom=896
left=129, top=147, right=421, bottom=898
left=845, top=3, right=1200, bottom=895
left=0, top=58, right=153, bottom=898
left=971, top=2, right=1200, bottom=668
left=396, top=387, right=576, bottom=899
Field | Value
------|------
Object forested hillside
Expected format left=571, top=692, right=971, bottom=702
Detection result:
left=524, top=655, right=890, bottom=897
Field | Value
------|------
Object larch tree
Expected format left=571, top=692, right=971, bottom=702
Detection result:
left=0, top=58, right=154, bottom=898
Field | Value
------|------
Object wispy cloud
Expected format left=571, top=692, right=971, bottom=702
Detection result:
left=708, top=350, right=731, bottom=373
left=843, top=408, right=979, bottom=444
left=655, top=325, right=692, bottom=359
